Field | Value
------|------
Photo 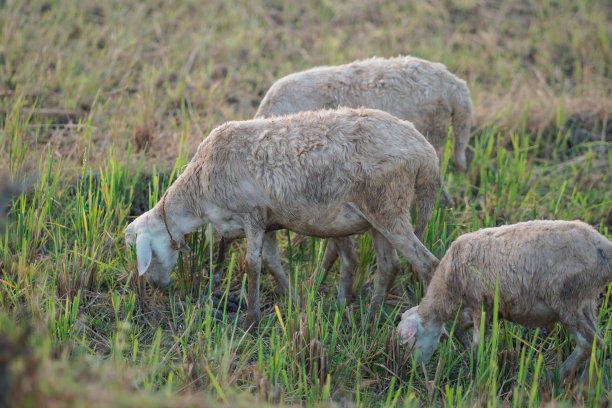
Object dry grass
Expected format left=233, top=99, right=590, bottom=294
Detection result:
left=1, top=0, right=610, bottom=168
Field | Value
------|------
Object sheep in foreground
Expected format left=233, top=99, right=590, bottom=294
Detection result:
left=397, top=220, right=612, bottom=380
left=261, top=55, right=470, bottom=278
left=215, top=55, right=471, bottom=290
left=124, top=108, right=441, bottom=326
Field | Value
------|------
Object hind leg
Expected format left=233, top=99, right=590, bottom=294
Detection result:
left=440, top=185, right=453, bottom=208
left=379, top=228, right=439, bottom=286
left=354, top=217, right=438, bottom=286
left=560, top=306, right=602, bottom=381
left=370, top=230, right=401, bottom=320
left=353, top=179, right=439, bottom=286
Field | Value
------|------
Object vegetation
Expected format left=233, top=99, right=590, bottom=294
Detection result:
left=1, top=0, right=611, bottom=406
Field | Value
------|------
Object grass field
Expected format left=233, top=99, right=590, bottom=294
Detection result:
left=1, top=0, right=611, bottom=406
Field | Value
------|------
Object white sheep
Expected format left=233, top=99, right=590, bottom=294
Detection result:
left=125, top=108, right=441, bottom=326
left=396, top=220, right=612, bottom=380
left=215, top=55, right=471, bottom=293
left=257, top=55, right=472, bottom=175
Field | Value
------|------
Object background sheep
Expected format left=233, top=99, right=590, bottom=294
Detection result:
left=397, top=220, right=612, bottom=380
left=124, top=108, right=441, bottom=326
left=256, top=55, right=472, bottom=174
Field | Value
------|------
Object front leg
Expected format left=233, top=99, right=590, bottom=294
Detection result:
left=262, top=231, right=294, bottom=300
left=211, top=236, right=232, bottom=288
left=321, top=239, right=339, bottom=273
left=244, top=215, right=265, bottom=329
left=455, top=327, right=472, bottom=354
left=454, top=309, right=473, bottom=352
left=334, top=237, right=358, bottom=307
left=370, top=230, right=401, bottom=321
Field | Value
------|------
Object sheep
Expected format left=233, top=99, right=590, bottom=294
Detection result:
left=214, top=55, right=471, bottom=293
left=256, top=55, right=472, bottom=174
left=396, top=220, right=612, bottom=380
left=124, top=107, right=441, bottom=327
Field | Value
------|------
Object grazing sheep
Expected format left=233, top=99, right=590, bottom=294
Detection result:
left=256, top=55, right=472, bottom=174
left=397, top=220, right=612, bottom=380
left=124, top=108, right=441, bottom=327
left=215, top=55, right=470, bottom=292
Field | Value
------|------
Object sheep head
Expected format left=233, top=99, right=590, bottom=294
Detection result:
left=397, top=306, right=445, bottom=364
left=124, top=210, right=189, bottom=288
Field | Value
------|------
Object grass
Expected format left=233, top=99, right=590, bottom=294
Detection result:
left=1, top=0, right=611, bottom=406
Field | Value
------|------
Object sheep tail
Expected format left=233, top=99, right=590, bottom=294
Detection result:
left=450, top=84, right=472, bottom=173
left=415, top=179, right=439, bottom=241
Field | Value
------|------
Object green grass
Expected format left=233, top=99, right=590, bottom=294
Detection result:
left=1, top=0, right=612, bottom=406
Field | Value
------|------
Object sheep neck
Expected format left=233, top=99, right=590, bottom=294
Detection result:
left=160, top=191, right=181, bottom=251
left=418, top=275, right=459, bottom=327
left=157, top=181, right=206, bottom=245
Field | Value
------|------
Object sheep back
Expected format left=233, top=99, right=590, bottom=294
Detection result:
left=421, top=220, right=612, bottom=327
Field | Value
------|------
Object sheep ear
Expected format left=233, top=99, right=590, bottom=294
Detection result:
left=136, top=234, right=152, bottom=276
left=397, top=316, right=418, bottom=344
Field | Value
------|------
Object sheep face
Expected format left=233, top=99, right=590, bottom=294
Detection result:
left=397, top=306, right=444, bottom=364
left=124, top=211, right=180, bottom=288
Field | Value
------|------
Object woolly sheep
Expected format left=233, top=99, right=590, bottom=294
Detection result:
left=256, top=55, right=472, bottom=174
left=215, top=55, right=471, bottom=292
left=397, top=220, right=612, bottom=380
left=124, top=108, right=441, bottom=327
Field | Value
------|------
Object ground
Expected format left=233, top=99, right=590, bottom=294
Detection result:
left=0, top=0, right=611, bottom=406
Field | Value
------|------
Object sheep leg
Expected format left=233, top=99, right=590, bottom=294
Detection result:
left=369, top=230, right=401, bottom=320
left=243, top=216, right=265, bottom=329
left=440, top=185, right=453, bottom=208
left=471, top=318, right=480, bottom=358
left=262, top=231, right=295, bottom=301
left=211, top=236, right=234, bottom=288
left=351, top=195, right=438, bottom=285
left=435, top=148, right=453, bottom=208
left=469, top=312, right=489, bottom=377
left=379, top=230, right=439, bottom=286
left=560, top=308, right=601, bottom=381
left=455, top=309, right=473, bottom=353
left=334, top=237, right=359, bottom=307
left=321, top=239, right=339, bottom=274
left=454, top=324, right=473, bottom=373
left=455, top=328, right=472, bottom=354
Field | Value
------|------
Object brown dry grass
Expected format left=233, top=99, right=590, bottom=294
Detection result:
left=1, top=0, right=610, bottom=170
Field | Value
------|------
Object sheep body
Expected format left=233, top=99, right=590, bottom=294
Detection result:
left=240, top=56, right=472, bottom=287
left=397, top=220, right=612, bottom=379
left=256, top=55, right=472, bottom=173
left=125, top=108, right=441, bottom=326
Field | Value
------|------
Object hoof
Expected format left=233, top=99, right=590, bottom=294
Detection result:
left=243, top=313, right=261, bottom=331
